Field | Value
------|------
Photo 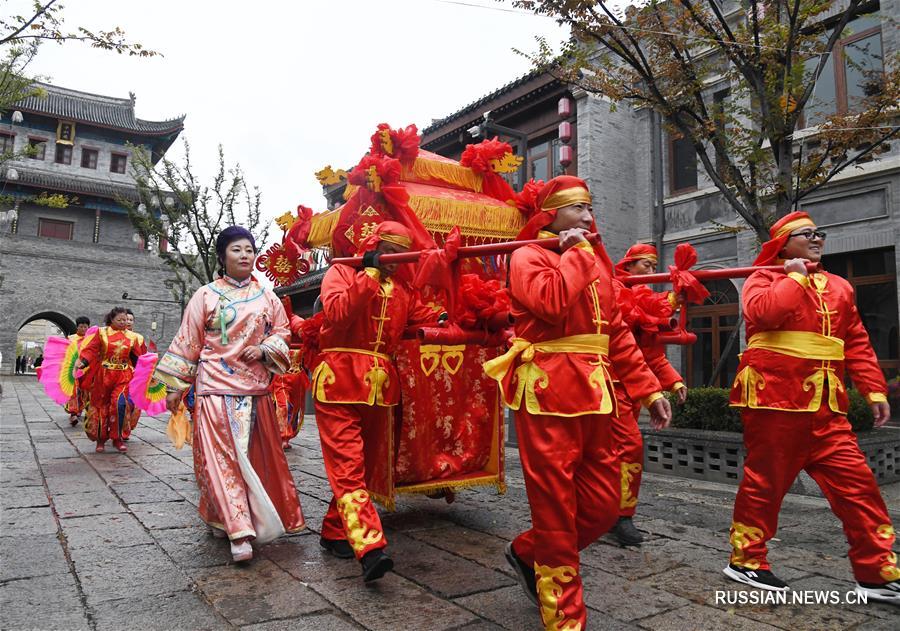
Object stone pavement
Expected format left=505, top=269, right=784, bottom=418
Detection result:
left=2, top=376, right=898, bottom=631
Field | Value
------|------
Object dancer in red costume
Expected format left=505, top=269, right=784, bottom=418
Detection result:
left=65, top=316, right=91, bottom=426
left=311, top=221, right=439, bottom=582
left=78, top=307, right=146, bottom=452
left=726, top=211, right=898, bottom=603
left=609, top=244, right=687, bottom=546
left=485, top=176, right=672, bottom=629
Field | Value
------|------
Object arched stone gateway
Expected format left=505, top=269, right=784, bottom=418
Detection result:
left=3, top=310, right=76, bottom=375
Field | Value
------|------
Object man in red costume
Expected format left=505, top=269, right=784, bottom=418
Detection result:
left=312, top=221, right=439, bottom=582
left=609, top=244, right=687, bottom=546
left=485, top=176, right=672, bottom=629
left=726, top=211, right=898, bottom=603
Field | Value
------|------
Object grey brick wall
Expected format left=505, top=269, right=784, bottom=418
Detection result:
left=0, top=232, right=182, bottom=374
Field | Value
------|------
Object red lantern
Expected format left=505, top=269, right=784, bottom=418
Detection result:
left=559, top=144, right=573, bottom=168
left=558, top=97, right=572, bottom=119
left=558, top=121, right=572, bottom=144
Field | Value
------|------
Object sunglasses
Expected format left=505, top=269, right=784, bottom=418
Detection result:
left=789, top=230, right=827, bottom=241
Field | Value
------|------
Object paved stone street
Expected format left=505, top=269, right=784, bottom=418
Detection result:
left=2, top=376, right=898, bottom=630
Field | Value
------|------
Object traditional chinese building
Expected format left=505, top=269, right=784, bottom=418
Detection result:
left=0, top=82, right=185, bottom=373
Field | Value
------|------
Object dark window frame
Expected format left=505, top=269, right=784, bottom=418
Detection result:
left=81, top=147, right=99, bottom=169
left=0, top=131, right=15, bottom=154
left=54, top=143, right=72, bottom=165
left=804, top=18, right=883, bottom=126
left=669, top=133, right=698, bottom=195
left=110, top=152, right=128, bottom=174
left=26, top=136, right=47, bottom=160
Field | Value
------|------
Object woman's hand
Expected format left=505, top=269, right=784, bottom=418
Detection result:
left=166, top=391, right=182, bottom=414
left=240, top=346, right=264, bottom=363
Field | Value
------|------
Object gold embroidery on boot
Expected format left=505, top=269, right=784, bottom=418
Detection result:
left=876, top=524, right=895, bottom=540
left=534, top=564, right=582, bottom=631
left=337, top=489, right=383, bottom=554
left=619, top=462, right=642, bottom=509
left=729, top=521, right=764, bottom=570
left=880, top=551, right=900, bottom=582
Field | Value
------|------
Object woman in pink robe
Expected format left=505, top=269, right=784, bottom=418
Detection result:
left=154, top=226, right=304, bottom=562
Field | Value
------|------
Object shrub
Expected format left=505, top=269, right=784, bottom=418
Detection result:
left=666, top=387, right=742, bottom=432
left=847, top=388, right=875, bottom=433
left=664, top=387, right=874, bottom=433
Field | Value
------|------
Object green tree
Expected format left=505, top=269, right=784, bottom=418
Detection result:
left=514, top=0, right=900, bottom=240
left=124, top=140, right=270, bottom=292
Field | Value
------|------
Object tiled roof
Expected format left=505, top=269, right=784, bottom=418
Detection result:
left=14, top=82, right=185, bottom=136
left=1, top=168, right=139, bottom=202
left=420, top=69, right=544, bottom=135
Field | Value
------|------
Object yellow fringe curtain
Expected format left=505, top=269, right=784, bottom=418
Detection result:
left=307, top=208, right=342, bottom=248
left=403, top=158, right=483, bottom=193
left=408, top=195, right=524, bottom=240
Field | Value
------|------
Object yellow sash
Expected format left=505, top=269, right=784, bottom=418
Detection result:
left=747, top=331, right=844, bottom=361
left=738, top=330, right=846, bottom=412
left=484, top=333, right=613, bottom=415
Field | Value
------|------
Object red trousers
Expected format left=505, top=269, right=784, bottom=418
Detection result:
left=610, top=388, right=643, bottom=518
left=85, top=369, right=132, bottom=442
left=731, top=406, right=898, bottom=584
left=316, top=400, right=388, bottom=560
left=511, top=409, right=620, bottom=630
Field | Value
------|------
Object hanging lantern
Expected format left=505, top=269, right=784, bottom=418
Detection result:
left=558, top=97, right=572, bottom=119
left=164, top=196, right=174, bottom=208
left=559, top=145, right=574, bottom=168
left=7, top=168, right=18, bottom=181
left=137, top=203, right=147, bottom=214
left=11, top=111, right=23, bottom=124
left=151, top=197, right=160, bottom=207
left=559, top=121, right=572, bottom=144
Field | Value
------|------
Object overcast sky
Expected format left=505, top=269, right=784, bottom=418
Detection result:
left=26, top=0, right=568, bottom=249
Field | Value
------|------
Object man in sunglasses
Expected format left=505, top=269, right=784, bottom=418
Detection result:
left=724, top=211, right=897, bottom=604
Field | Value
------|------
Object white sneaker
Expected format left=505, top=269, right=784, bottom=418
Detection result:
left=855, top=579, right=900, bottom=604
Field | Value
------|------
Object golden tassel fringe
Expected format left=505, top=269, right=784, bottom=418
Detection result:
left=307, top=208, right=341, bottom=248
left=403, top=158, right=483, bottom=193
left=395, top=474, right=506, bottom=497
left=408, top=195, right=524, bottom=240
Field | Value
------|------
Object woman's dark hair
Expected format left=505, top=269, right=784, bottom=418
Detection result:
left=125, top=308, right=134, bottom=316
left=104, top=306, right=128, bottom=326
left=215, top=226, right=256, bottom=277
left=75, top=316, right=90, bottom=326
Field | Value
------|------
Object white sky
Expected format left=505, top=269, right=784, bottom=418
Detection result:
left=26, top=0, right=569, bottom=250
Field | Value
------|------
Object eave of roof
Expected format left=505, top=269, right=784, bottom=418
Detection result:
left=0, top=169, right=139, bottom=202
left=14, top=82, right=185, bottom=137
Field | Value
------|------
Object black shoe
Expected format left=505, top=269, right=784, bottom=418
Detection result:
left=360, top=549, right=393, bottom=582
left=723, top=564, right=789, bottom=591
left=855, top=579, right=900, bottom=604
left=610, top=516, right=644, bottom=547
left=504, top=542, right=539, bottom=607
left=319, top=537, right=355, bottom=559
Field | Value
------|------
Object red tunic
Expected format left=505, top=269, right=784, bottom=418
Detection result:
left=311, top=265, right=437, bottom=406
left=488, top=242, right=662, bottom=415
left=730, top=270, right=887, bottom=412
